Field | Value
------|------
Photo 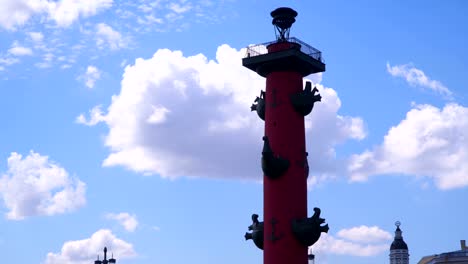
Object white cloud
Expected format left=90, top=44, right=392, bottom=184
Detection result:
left=0, top=151, right=86, bottom=220
left=8, top=42, right=33, bottom=56
left=0, top=57, right=20, bottom=66
left=167, top=2, right=192, bottom=14
left=105, top=212, right=139, bottom=232
left=144, top=14, right=164, bottom=24
left=0, top=0, right=47, bottom=30
left=387, top=62, right=452, bottom=98
left=311, top=226, right=391, bottom=257
left=79, top=65, right=101, bottom=89
left=95, top=23, right=127, bottom=50
left=46, top=0, right=113, bottom=27
left=349, top=103, right=468, bottom=190
left=0, top=0, right=112, bottom=30
left=312, top=233, right=389, bottom=257
left=36, top=62, right=52, bottom=69
left=336, top=225, right=392, bottom=243
left=45, top=229, right=136, bottom=264
left=29, top=31, right=44, bottom=42
left=146, top=105, right=170, bottom=124
left=76, top=105, right=106, bottom=126
left=79, top=44, right=364, bottom=181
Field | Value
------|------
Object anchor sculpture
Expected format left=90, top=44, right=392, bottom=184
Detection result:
left=251, top=90, right=266, bottom=120
left=291, top=207, right=329, bottom=247
left=290, top=81, right=322, bottom=116
left=261, top=136, right=290, bottom=179
left=245, top=214, right=264, bottom=250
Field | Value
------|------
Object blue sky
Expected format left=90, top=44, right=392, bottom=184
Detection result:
left=0, top=0, right=467, bottom=263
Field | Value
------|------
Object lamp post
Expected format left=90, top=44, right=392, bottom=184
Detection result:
left=94, top=247, right=116, bottom=264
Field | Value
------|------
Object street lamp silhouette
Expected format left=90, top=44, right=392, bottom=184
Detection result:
left=94, top=247, right=116, bottom=264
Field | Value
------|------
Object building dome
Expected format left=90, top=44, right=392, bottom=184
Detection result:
left=390, top=224, right=409, bottom=250
left=390, top=227, right=408, bottom=250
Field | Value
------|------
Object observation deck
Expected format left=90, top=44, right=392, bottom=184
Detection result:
left=242, top=37, right=325, bottom=77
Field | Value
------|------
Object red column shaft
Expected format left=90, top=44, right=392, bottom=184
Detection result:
left=263, top=70, right=308, bottom=264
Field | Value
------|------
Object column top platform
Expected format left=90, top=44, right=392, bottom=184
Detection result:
left=242, top=37, right=325, bottom=77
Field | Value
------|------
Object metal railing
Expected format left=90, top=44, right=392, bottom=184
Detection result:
left=244, top=37, right=324, bottom=63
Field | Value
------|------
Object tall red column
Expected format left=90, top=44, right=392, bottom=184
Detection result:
left=243, top=7, right=328, bottom=264
left=263, top=58, right=308, bottom=264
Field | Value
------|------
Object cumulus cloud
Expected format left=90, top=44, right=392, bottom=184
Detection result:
left=305, top=85, right=366, bottom=184
left=0, top=0, right=112, bottom=30
left=0, top=151, right=86, bottom=220
left=105, top=212, right=139, bottom=232
left=76, top=105, right=106, bottom=126
left=312, top=233, right=388, bottom=257
left=0, top=0, right=46, bottom=30
left=46, top=0, right=113, bottom=27
left=79, top=65, right=101, bottom=89
left=95, top=23, right=127, bottom=50
left=349, top=103, right=468, bottom=190
left=8, top=42, right=33, bottom=56
left=387, top=62, right=452, bottom=98
left=311, top=226, right=391, bottom=257
left=28, top=31, right=44, bottom=43
left=45, top=229, right=136, bottom=264
left=336, top=225, right=392, bottom=243
left=78, top=44, right=364, bottom=181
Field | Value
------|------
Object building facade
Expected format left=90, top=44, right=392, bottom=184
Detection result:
left=418, top=240, right=468, bottom=264
left=390, top=221, right=410, bottom=264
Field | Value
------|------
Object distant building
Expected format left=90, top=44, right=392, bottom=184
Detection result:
left=390, top=221, right=410, bottom=264
left=418, top=240, right=468, bottom=264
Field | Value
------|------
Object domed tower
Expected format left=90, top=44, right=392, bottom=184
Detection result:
left=390, top=221, right=409, bottom=264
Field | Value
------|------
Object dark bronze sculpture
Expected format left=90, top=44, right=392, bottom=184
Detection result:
left=291, top=207, right=329, bottom=246
left=290, top=81, right=322, bottom=116
left=261, top=136, right=290, bottom=179
left=251, top=90, right=266, bottom=120
left=245, top=214, right=264, bottom=250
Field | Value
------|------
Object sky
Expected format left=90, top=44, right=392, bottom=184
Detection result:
left=0, top=0, right=467, bottom=263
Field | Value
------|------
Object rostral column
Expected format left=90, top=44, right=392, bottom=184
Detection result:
left=244, top=7, right=330, bottom=264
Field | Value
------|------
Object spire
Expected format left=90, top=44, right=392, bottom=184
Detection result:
left=95, top=247, right=116, bottom=264
left=394, top=221, right=402, bottom=239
